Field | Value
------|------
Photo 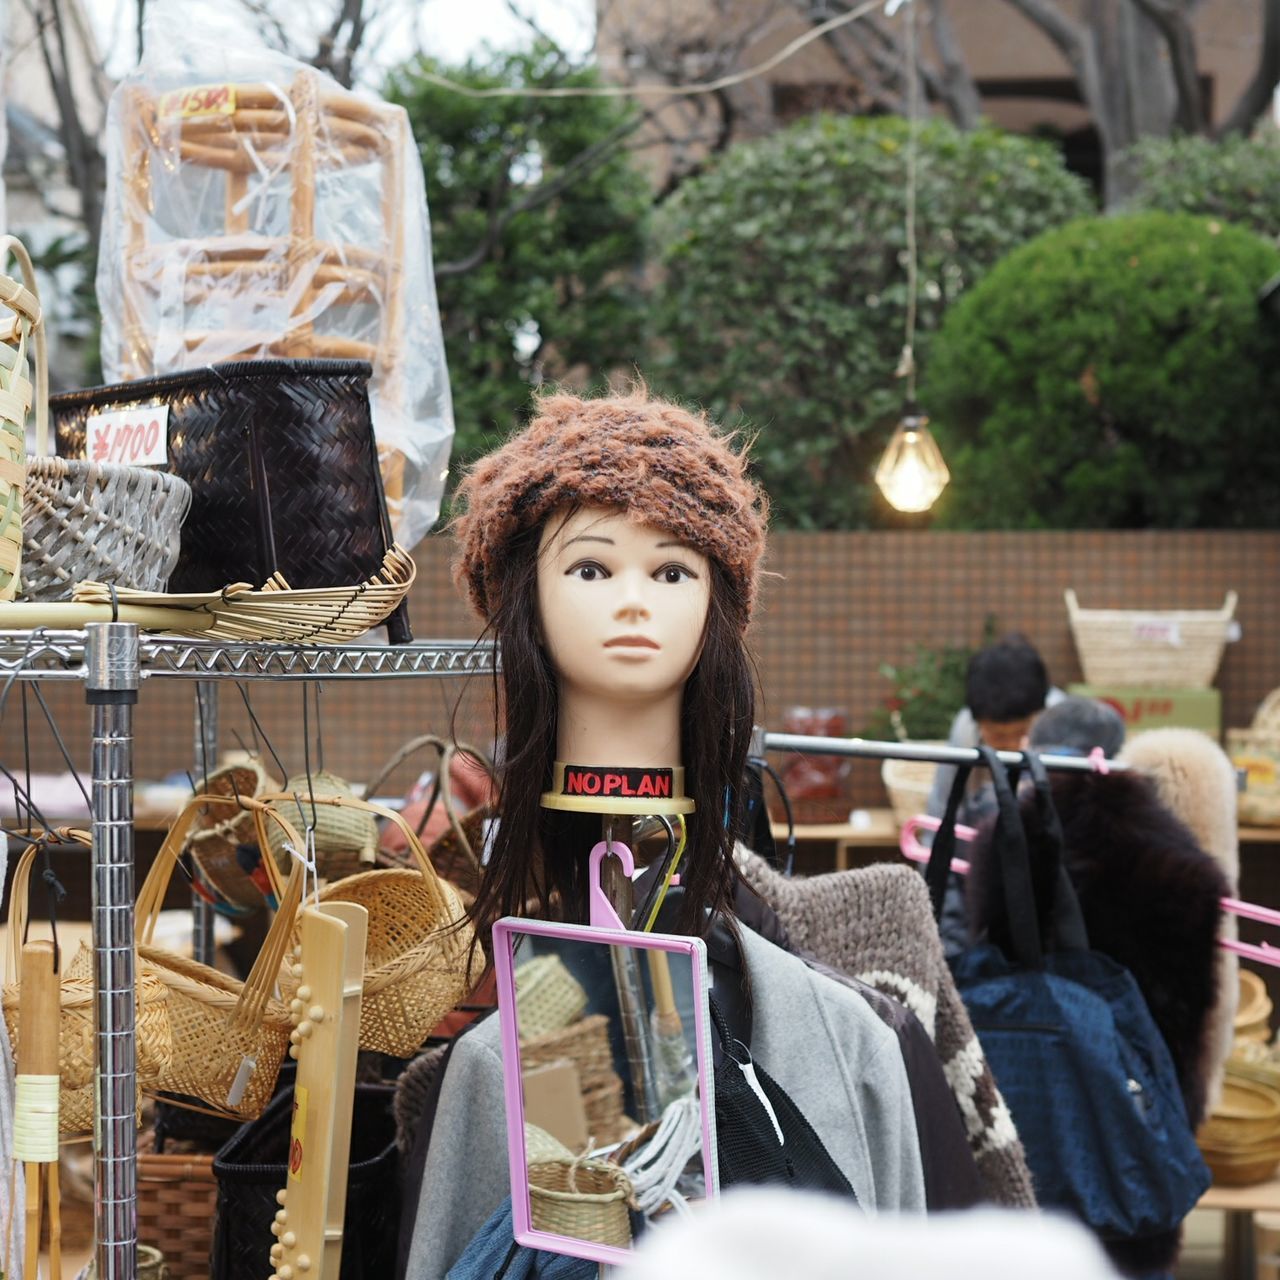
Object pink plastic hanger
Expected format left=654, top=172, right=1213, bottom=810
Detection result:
left=900, top=815, right=1280, bottom=969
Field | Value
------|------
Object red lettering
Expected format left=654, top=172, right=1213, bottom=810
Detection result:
left=289, top=1137, right=303, bottom=1175
left=637, top=774, right=654, bottom=797
left=145, top=419, right=160, bottom=454
left=654, top=773, right=671, bottom=798
left=603, top=773, right=624, bottom=795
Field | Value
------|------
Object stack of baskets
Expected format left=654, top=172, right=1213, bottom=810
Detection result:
left=525, top=1121, right=634, bottom=1247
left=1237, top=969, right=1274, bottom=1045
left=516, top=955, right=629, bottom=1145
left=1064, top=589, right=1238, bottom=689
left=1229, top=688, right=1280, bottom=827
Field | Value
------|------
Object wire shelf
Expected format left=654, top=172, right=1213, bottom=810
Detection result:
left=0, top=630, right=496, bottom=682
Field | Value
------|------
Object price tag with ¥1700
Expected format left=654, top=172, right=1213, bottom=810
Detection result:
left=84, top=405, right=170, bottom=466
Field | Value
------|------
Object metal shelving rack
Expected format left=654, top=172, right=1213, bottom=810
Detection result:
left=0, top=625, right=496, bottom=1280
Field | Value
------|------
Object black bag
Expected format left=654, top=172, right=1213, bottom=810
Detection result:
left=710, top=999, right=856, bottom=1200
left=51, top=359, right=410, bottom=641
left=930, top=747, right=1209, bottom=1243
left=211, top=1082, right=399, bottom=1280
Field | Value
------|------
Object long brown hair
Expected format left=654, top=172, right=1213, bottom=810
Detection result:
left=464, top=516, right=756, bottom=943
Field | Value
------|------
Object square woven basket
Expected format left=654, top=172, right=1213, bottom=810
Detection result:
left=1065, top=589, right=1238, bottom=689
left=137, top=1146, right=218, bottom=1280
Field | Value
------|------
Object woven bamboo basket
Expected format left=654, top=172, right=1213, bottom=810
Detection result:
left=516, top=955, right=589, bottom=1041
left=14, top=239, right=192, bottom=601
left=0, top=236, right=39, bottom=602
left=138, top=796, right=304, bottom=1120
left=1064, top=589, right=1238, bottom=689
left=263, top=794, right=480, bottom=1058
left=582, top=1075, right=628, bottom=1145
left=187, top=759, right=281, bottom=914
left=1229, top=690, right=1280, bottom=827
left=265, top=771, right=378, bottom=881
left=1236, top=969, right=1274, bottom=1043
left=881, top=749, right=944, bottom=827
left=521, top=1014, right=616, bottom=1093
left=1198, top=1073, right=1280, bottom=1184
left=137, top=1136, right=216, bottom=1280
left=528, top=1157, right=634, bottom=1246
left=2, top=829, right=172, bottom=1136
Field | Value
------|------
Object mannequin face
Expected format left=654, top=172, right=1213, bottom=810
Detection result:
left=537, top=506, right=711, bottom=705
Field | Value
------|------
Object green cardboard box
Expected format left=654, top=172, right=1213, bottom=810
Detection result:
left=1067, top=684, right=1221, bottom=741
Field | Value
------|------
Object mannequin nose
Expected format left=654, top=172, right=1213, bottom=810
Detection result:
left=614, top=577, right=651, bottom=621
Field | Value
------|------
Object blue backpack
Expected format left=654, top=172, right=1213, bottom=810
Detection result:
left=928, top=747, right=1209, bottom=1241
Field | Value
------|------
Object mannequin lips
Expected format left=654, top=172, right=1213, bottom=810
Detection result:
left=605, top=635, right=660, bottom=650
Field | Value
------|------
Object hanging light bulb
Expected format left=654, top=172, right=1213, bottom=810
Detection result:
left=875, top=402, right=949, bottom=514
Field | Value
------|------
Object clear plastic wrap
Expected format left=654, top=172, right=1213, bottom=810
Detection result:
left=95, top=1, right=454, bottom=549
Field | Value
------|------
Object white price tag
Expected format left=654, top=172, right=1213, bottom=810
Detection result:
left=84, top=404, right=169, bottom=466
left=1132, top=618, right=1182, bottom=647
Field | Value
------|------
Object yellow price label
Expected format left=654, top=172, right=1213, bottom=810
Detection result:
left=288, top=1084, right=308, bottom=1182
left=158, top=84, right=236, bottom=120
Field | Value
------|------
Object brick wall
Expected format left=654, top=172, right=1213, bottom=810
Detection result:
left=14, top=531, right=1279, bottom=811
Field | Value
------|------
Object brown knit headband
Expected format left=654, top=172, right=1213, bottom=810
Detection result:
left=452, top=388, right=768, bottom=629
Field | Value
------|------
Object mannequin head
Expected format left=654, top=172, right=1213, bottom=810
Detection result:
left=452, top=385, right=767, bottom=936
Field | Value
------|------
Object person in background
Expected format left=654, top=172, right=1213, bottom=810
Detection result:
left=924, top=633, right=1062, bottom=954
left=1028, top=695, right=1126, bottom=759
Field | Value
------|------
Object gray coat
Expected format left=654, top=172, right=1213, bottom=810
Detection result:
left=404, top=926, right=926, bottom=1279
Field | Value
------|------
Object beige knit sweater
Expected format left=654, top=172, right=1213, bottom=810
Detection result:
left=738, top=852, right=1037, bottom=1209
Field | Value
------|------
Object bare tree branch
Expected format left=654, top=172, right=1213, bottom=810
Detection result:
left=1128, top=0, right=1204, bottom=131
left=1218, top=0, right=1280, bottom=137
left=313, top=0, right=368, bottom=88
left=927, top=0, right=983, bottom=129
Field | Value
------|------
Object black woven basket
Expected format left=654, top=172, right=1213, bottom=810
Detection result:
left=52, top=359, right=410, bottom=641
left=210, top=1082, right=398, bottom=1280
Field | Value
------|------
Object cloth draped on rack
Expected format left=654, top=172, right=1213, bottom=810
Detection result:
left=1118, top=727, right=1240, bottom=1112
left=736, top=851, right=1037, bottom=1209
left=401, top=924, right=926, bottom=1280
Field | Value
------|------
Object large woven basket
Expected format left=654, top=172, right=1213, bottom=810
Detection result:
left=265, top=794, right=481, bottom=1058
left=2, top=830, right=172, bottom=1137
left=528, top=1156, right=634, bottom=1247
left=138, top=796, right=304, bottom=1120
left=521, top=1014, right=617, bottom=1092
left=1065, top=589, right=1238, bottom=689
left=0, top=236, right=39, bottom=601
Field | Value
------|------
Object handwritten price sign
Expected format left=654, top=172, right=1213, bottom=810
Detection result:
left=84, top=406, right=170, bottom=467
left=157, top=83, right=236, bottom=120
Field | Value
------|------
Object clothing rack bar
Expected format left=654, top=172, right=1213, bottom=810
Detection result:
left=762, top=732, right=1128, bottom=773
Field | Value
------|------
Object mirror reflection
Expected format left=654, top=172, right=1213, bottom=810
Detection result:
left=510, top=934, right=711, bottom=1251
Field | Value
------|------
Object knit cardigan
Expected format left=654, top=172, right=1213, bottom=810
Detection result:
left=737, top=852, right=1037, bottom=1209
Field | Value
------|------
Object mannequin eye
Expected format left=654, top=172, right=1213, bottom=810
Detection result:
left=567, top=561, right=610, bottom=581
left=655, top=563, right=697, bottom=585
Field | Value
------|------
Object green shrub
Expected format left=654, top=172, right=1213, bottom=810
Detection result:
left=1125, top=133, right=1280, bottom=245
left=924, top=212, right=1280, bottom=529
left=648, top=115, right=1093, bottom=528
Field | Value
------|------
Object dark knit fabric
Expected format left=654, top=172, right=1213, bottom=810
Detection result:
left=451, top=388, right=768, bottom=628
left=737, top=853, right=1037, bottom=1209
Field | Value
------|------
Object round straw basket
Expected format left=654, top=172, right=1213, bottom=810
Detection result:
left=528, top=1157, right=634, bottom=1247
left=881, top=748, right=944, bottom=827
left=188, top=760, right=280, bottom=914
left=265, top=772, right=378, bottom=882
left=521, top=1014, right=616, bottom=1092
left=138, top=798, right=304, bottom=1120
left=268, top=796, right=481, bottom=1058
left=515, top=955, right=589, bottom=1041
left=1236, top=969, right=1274, bottom=1044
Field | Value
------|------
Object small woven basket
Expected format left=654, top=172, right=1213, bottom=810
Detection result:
left=0, top=236, right=40, bottom=601
left=187, top=760, right=280, bottom=914
left=516, top=955, right=589, bottom=1041
left=1065, top=588, right=1238, bottom=689
left=138, top=796, right=304, bottom=1120
left=265, top=795, right=481, bottom=1058
left=137, top=1136, right=217, bottom=1280
left=521, top=1014, right=616, bottom=1093
left=582, top=1075, right=628, bottom=1145
left=881, top=749, right=943, bottom=827
left=265, top=771, right=378, bottom=882
left=2, top=830, right=172, bottom=1136
left=528, top=1157, right=634, bottom=1247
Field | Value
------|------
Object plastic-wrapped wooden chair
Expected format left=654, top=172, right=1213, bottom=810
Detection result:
left=116, top=69, right=409, bottom=503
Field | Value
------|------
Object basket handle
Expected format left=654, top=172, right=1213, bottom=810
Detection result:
left=6, top=828, right=90, bottom=980
left=362, top=732, right=451, bottom=801
left=256, top=790, right=458, bottom=923
left=0, top=236, right=48, bottom=457
left=136, top=795, right=307, bottom=1032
